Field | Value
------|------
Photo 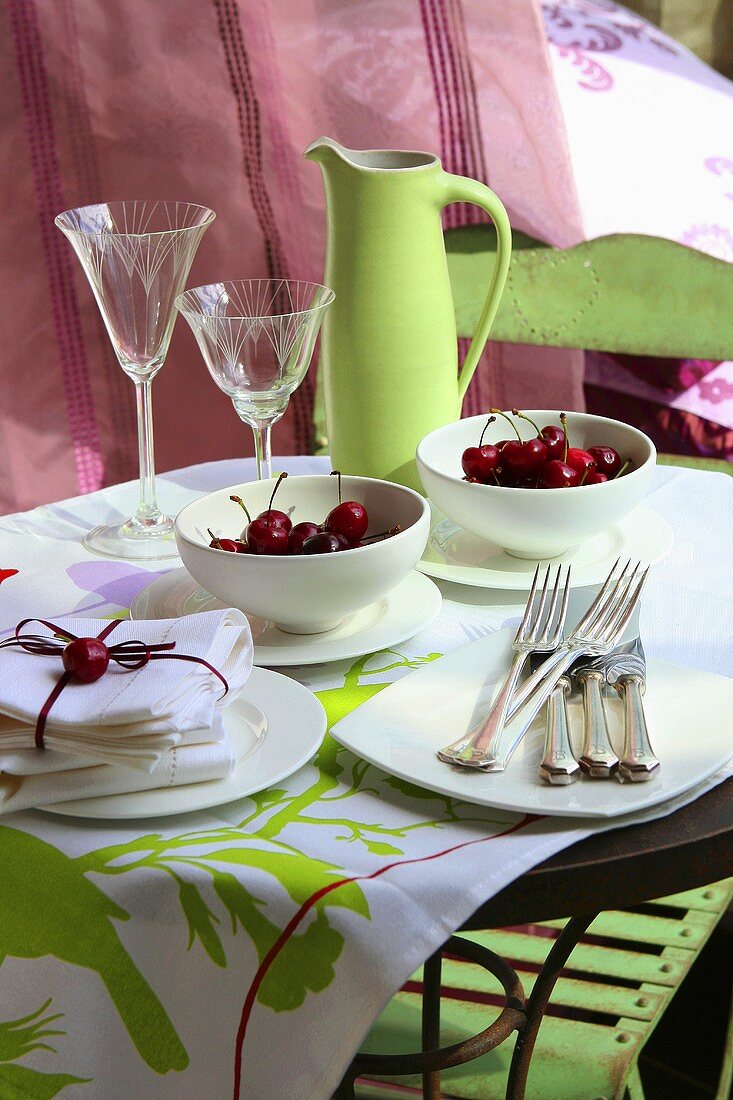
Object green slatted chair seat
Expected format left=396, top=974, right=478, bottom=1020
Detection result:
left=355, top=879, right=733, bottom=1100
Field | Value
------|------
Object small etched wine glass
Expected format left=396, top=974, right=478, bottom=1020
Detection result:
left=175, top=279, right=334, bottom=479
left=55, top=200, right=215, bottom=559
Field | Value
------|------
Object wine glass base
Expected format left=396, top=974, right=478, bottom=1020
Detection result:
left=83, top=517, right=179, bottom=561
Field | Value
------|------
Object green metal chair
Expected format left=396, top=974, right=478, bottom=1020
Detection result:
left=447, top=225, right=733, bottom=362
left=355, top=879, right=733, bottom=1099
left=315, top=226, right=733, bottom=475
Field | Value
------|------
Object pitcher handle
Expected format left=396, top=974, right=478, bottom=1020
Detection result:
left=440, top=174, right=512, bottom=403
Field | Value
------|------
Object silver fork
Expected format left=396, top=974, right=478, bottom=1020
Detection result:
left=468, top=559, right=649, bottom=774
left=437, top=564, right=570, bottom=769
left=497, top=560, right=650, bottom=765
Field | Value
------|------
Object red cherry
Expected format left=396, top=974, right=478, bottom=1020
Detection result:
left=325, top=501, right=368, bottom=543
left=587, top=445, right=622, bottom=477
left=540, top=460, right=581, bottom=488
left=462, top=444, right=500, bottom=482
left=208, top=529, right=242, bottom=553
left=565, top=448, right=596, bottom=476
left=246, top=519, right=290, bottom=555
left=461, top=416, right=500, bottom=482
left=62, top=637, right=110, bottom=683
left=288, top=521, right=320, bottom=554
left=256, top=508, right=291, bottom=533
left=301, top=531, right=351, bottom=554
left=502, top=437, right=548, bottom=478
left=583, top=470, right=608, bottom=485
left=541, top=424, right=565, bottom=461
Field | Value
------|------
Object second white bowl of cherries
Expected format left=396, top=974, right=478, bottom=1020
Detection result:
left=416, top=409, right=656, bottom=558
left=174, top=473, right=430, bottom=633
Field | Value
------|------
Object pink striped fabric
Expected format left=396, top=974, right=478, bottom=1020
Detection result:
left=0, top=0, right=580, bottom=512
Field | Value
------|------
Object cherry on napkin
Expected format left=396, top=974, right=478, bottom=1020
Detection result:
left=0, top=610, right=252, bottom=769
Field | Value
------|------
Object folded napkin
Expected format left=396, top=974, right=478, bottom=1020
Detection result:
left=0, top=610, right=253, bottom=769
left=0, top=714, right=235, bottom=813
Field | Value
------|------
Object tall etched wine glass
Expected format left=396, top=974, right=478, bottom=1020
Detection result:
left=55, top=201, right=215, bottom=559
left=176, top=279, right=334, bottom=479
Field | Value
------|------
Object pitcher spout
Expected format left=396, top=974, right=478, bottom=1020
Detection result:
left=303, top=136, right=353, bottom=168
left=304, top=137, right=438, bottom=173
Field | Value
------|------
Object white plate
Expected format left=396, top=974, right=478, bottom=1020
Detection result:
left=331, top=628, right=733, bottom=819
left=40, top=667, right=326, bottom=820
left=417, top=504, right=674, bottom=590
left=130, top=569, right=442, bottom=667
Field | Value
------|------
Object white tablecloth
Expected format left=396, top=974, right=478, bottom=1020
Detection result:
left=0, top=456, right=729, bottom=1100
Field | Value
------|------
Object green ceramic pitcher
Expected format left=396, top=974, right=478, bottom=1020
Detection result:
left=305, top=136, right=512, bottom=490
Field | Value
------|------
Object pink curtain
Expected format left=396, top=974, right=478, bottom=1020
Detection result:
left=1, top=0, right=580, bottom=512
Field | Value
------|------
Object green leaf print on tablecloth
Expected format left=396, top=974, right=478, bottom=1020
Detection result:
left=1, top=648, right=466, bottom=1082
left=0, top=826, right=188, bottom=1075
left=0, top=1063, right=90, bottom=1098
left=0, top=1003, right=90, bottom=1096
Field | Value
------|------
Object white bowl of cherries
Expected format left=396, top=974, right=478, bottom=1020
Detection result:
left=416, top=409, right=656, bottom=558
left=174, top=472, right=430, bottom=633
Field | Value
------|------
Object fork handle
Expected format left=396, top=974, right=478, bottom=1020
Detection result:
left=539, top=678, right=580, bottom=784
left=617, top=675, right=660, bottom=782
left=576, top=670, right=619, bottom=778
left=437, top=650, right=527, bottom=767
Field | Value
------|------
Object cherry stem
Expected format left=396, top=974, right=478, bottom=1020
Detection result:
left=560, top=412, right=569, bottom=463
left=614, top=459, right=632, bottom=479
left=490, top=408, right=522, bottom=442
left=330, top=469, right=342, bottom=505
left=207, top=528, right=222, bottom=548
left=512, top=409, right=542, bottom=438
left=360, top=524, right=402, bottom=543
left=579, top=468, right=589, bottom=486
left=267, top=471, right=288, bottom=523
left=478, top=415, right=496, bottom=448
left=229, top=495, right=252, bottom=523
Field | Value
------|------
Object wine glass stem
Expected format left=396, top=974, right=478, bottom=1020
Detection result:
left=252, top=420, right=273, bottom=481
left=133, top=378, right=163, bottom=526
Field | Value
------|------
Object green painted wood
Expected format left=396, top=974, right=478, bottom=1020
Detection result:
left=459, top=930, right=688, bottom=988
left=540, top=909, right=716, bottom=951
left=356, top=882, right=733, bottom=1100
left=360, top=993, right=644, bottom=1099
left=437, top=961, right=664, bottom=1022
left=446, top=225, right=733, bottom=360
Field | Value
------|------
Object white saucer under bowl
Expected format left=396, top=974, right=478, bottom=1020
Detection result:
left=417, top=504, right=673, bottom=591
left=130, top=569, right=443, bottom=667
left=39, top=667, right=327, bottom=820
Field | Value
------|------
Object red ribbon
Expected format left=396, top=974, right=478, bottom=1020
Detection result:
left=0, top=618, right=228, bottom=749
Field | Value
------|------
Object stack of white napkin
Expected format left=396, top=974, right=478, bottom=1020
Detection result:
left=0, top=610, right=253, bottom=812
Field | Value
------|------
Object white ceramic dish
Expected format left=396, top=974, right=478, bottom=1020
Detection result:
left=39, top=667, right=326, bottom=820
left=130, top=569, right=443, bottom=667
left=331, top=628, right=733, bottom=819
left=174, top=474, right=430, bottom=634
left=417, top=504, right=674, bottom=591
left=416, top=411, right=656, bottom=558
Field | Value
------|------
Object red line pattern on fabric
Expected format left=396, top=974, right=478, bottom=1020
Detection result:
left=232, top=812, right=539, bottom=1097
left=213, top=0, right=312, bottom=454
left=419, top=0, right=491, bottom=416
left=8, top=0, right=104, bottom=495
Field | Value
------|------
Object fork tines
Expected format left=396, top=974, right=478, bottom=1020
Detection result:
left=578, top=558, right=650, bottom=644
left=517, top=563, right=571, bottom=649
